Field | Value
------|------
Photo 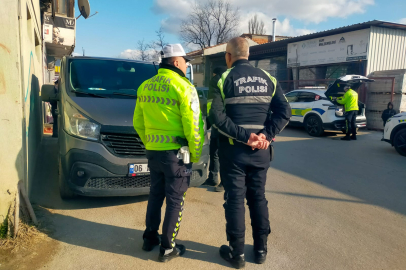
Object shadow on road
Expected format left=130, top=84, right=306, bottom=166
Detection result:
left=282, top=126, right=339, bottom=138
left=271, top=128, right=406, bottom=216
left=37, top=207, right=243, bottom=268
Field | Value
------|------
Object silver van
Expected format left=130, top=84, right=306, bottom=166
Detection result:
left=42, top=56, right=209, bottom=199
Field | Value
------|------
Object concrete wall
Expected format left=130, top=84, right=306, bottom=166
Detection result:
left=0, top=0, right=43, bottom=223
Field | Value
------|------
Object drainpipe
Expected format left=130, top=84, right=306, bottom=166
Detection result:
left=272, top=18, right=277, bottom=42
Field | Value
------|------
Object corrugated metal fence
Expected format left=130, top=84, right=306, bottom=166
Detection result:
left=367, top=26, right=406, bottom=74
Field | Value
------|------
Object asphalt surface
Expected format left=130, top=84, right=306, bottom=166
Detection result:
left=30, top=128, right=406, bottom=270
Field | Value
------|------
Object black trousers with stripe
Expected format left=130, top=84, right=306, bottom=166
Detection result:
left=345, top=111, right=357, bottom=136
left=219, top=139, right=271, bottom=255
left=143, top=150, right=192, bottom=249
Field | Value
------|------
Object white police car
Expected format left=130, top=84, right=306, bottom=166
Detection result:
left=382, top=112, right=406, bottom=156
left=286, top=75, right=373, bottom=136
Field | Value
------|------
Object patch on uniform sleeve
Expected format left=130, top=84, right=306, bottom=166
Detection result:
left=191, top=100, right=199, bottom=112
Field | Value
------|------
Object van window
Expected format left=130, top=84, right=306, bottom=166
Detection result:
left=69, top=59, right=157, bottom=98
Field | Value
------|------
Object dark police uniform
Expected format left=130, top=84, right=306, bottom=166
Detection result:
left=209, top=59, right=291, bottom=255
left=205, top=67, right=228, bottom=186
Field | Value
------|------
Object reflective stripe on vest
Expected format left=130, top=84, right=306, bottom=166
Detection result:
left=146, top=135, right=177, bottom=143
left=225, top=96, right=272, bottom=105
left=207, top=99, right=213, bottom=115
left=238, top=124, right=265, bottom=129
left=260, top=69, right=277, bottom=97
left=217, top=67, right=234, bottom=102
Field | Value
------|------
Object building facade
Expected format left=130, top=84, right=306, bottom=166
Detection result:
left=0, top=0, right=77, bottom=225
left=187, top=38, right=259, bottom=87
left=0, top=0, right=43, bottom=224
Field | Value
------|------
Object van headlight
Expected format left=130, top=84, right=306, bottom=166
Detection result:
left=64, top=102, right=101, bottom=141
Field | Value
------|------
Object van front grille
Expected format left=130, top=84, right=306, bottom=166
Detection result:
left=85, top=175, right=151, bottom=189
left=84, top=171, right=201, bottom=190
left=101, top=133, right=145, bottom=156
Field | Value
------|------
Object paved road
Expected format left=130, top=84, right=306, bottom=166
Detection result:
left=30, top=128, right=406, bottom=270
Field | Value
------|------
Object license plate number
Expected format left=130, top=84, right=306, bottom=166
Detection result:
left=129, top=164, right=149, bottom=175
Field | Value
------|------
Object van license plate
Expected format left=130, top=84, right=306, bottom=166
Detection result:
left=129, top=164, right=150, bottom=175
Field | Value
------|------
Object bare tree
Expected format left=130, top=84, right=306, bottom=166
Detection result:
left=153, top=27, right=167, bottom=51
left=248, top=14, right=266, bottom=35
left=149, top=27, right=168, bottom=55
left=137, top=39, right=150, bottom=61
left=180, top=0, right=240, bottom=50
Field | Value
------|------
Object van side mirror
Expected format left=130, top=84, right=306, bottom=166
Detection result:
left=41, top=84, right=59, bottom=102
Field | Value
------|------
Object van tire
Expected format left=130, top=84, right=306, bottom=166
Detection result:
left=305, top=115, right=324, bottom=137
left=59, top=159, right=76, bottom=199
left=393, top=128, right=406, bottom=157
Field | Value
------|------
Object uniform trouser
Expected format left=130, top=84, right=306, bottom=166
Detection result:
left=219, top=140, right=271, bottom=255
left=208, top=136, right=220, bottom=183
left=345, top=110, right=357, bottom=136
left=143, top=150, right=192, bottom=249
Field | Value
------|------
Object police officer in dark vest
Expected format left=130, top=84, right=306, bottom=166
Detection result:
left=203, top=66, right=228, bottom=192
left=209, top=37, right=291, bottom=268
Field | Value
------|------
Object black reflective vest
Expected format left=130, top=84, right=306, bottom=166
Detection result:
left=208, top=59, right=291, bottom=143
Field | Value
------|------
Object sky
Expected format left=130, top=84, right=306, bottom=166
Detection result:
left=73, top=0, right=406, bottom=58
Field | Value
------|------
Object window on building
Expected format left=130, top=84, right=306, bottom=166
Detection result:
left=193, top=64, right=204, bottom=74
left=26, top=5, right=33, bottom=43
left=56, top=0, right=67, bottom=15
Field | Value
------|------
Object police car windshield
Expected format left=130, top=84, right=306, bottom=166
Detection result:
left=69, top=59, right=157, bottom=98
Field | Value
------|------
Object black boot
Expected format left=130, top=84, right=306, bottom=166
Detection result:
left=158, top=244, right=186, bottom=263
left=341, top=135, right=351, bottom=141
left=254, top=250, right=267, bottom=264
left=215, top=182, right=224, bottom=192
left=351, top=134, right=357, bottom=140
left=142, top=236, right=160, bottom=252
left=219, top=245, right=245, bottom=269
left=253, top=235, right=268, bottom=264
left=202, top=178, right=218, bottom=186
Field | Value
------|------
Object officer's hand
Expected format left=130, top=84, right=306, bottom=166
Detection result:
left=256, top=133, right=270, bottom=150
left=256, top=140, right=270, bottom=150
left=247, top=133, right=260, bottom=150
left=248, top=133, right=270, bottom=150
left=258, top=133, right=267, bottom=141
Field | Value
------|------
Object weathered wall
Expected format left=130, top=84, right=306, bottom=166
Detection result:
left=0, top=0, right=42, bottom=223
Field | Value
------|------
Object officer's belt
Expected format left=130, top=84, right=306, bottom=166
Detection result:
left=225, top=96, right=272, bottom=105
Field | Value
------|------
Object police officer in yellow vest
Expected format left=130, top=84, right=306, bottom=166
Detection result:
left=337, top=85, right=359, bottom=140
left=133, top=44, right=204, bottom=262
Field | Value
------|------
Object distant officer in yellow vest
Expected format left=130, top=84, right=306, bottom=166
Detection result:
left=133, top=44, right=204, bottom=262
left=337, top=85, right=359, bottom=140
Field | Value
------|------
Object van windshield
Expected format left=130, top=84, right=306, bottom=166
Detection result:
left=69, top=59, right=157, bottom=98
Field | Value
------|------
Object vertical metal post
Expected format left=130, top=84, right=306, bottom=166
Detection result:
left=272, top=18, right=277, bottom=42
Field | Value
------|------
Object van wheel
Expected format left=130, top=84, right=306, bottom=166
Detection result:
left=59, top=158, right=76, bottom=199
left=393, top=129, right=406, bottom=157
left=305, top=116, right=324, bottom=137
